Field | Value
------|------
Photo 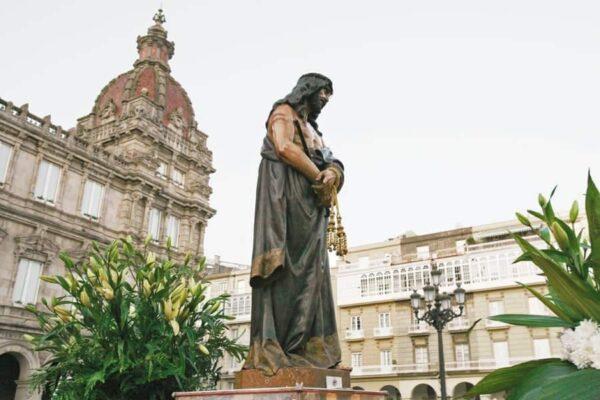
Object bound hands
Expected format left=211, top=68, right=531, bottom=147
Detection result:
left=312, top=167, right=341, bottom=207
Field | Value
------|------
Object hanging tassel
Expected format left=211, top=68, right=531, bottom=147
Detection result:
left=326, top=187, right=348, bottom=256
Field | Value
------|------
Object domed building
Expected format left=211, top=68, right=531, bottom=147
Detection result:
left=0, top=10, right=214, bottom=399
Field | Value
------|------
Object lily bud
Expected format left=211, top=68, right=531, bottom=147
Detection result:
left=40, top=275, right=58, bottom=284
left=80, top=291, right=91, bottom=307
left=143, top=280, right=152, bottom=297
left=198, top=344, right=209, bottom=355
left=569, top=200, right=579, bottom=223
left=99, top=269, right=109, bottom=284
left=110, top=270, right=119, bottom=284
left=515, top=212, right=531, bottom=227
left=101, top=284, right=114, bottom=301
left=551, top=222, right=570, bottom=251
left=539, top=227, right=551, bottom=244
left=170, top=320, right=180, bottom=336
left=86, top=268, right=96, bottom=281
left=163, top=299, right=173, bottom=320
left=538, top=194, right=547, bottom=208
left=23, top=334, right=35, bottom=342
left=146, top=252, right=156, bottom=265
left=89, top=256, right=100, bottom=271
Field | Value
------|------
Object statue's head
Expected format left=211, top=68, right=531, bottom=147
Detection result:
left=273, top=73, right=333, bottom=128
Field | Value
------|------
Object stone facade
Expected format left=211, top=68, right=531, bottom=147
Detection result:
left=207, top=218, right=583, bottom=400
left=0, top=12, right=214, bottom=400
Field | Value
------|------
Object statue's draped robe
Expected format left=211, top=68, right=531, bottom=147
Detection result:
left=244, top=106, right=344, bottom=375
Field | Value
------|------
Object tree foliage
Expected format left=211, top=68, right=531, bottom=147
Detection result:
left=25, top=237, right=246, bottom=400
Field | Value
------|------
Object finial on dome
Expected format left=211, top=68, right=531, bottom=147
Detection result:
left=153, top=8, right=166, bottom=25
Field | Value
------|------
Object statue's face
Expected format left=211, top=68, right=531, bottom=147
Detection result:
left=307, top=88, right=332, bottom=120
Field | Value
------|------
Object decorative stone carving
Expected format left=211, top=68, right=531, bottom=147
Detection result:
left=125, top=149, right=160, bottom=170
left=168, top=107, right=186, bottom=133
left=100, top=99, right=116, bottom=121
left=0, top=227, right=8, bottom=244
left=14, top=234, right=59, bottom=263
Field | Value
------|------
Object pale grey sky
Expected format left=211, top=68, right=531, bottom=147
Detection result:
left=2, top=1, right=599, bottom=263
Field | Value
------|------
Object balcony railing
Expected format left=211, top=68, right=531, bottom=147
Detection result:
left=345, top=329, right=364, bottom=340
left=350, top=356, right=551, bottom=376
left=448, top=317, right=470, bottom=332
left=485, top=318, right=509, bottom=329
left=408, top=321, right=430, bottom=335
left=373, top=326, right=394, bottom=338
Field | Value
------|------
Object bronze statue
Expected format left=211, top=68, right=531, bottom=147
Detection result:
left=244, top=73, right=345, bottom=376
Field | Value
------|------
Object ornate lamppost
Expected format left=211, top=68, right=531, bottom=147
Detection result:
left=410, top=262, right=466, bottom=400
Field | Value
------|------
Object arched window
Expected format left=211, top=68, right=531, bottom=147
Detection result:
left=376, top=272, right=384, bottom=295
left=368, top=273, right=376, bottom=295
left=415, top=265, right=424, bottom=288
left=383, top=271, right=391, bottom=294
left=360, top=274, right=368, bottom=296
left=392, top=270, right=400, bottom=292
left=400, top=268, right=408, bottom=291
left=407, top=267, right=415, bottom=289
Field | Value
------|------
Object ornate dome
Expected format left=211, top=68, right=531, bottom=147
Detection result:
left=91, top=10, right=196, bottom=136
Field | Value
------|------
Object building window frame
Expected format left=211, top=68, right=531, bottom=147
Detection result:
left=34, top=159, right=61, bottom=204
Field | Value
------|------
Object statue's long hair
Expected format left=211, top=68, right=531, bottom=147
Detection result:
left=267, top=73, right=333, bottom=133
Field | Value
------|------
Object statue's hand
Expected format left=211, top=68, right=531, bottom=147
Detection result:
left=316, top=169, right=338, bottom=187
left=312, top=182, right=334, bottom=207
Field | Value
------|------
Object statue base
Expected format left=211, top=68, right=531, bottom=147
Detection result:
left=234, top=367, right=351, bottom=389
left=173, top=387, right=386, bottom=400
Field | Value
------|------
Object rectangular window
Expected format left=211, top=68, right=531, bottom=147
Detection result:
left=148, top=208, right=162, bottom=241
left=488, top=300, right=505, bottom=326
left=172, top=168, right=184, bottom=187
left=455, top=343, right=470, bottom=367
left=380, top=350, right=392, bottom=366
left=351, top=352, right=363, bottom=367
left=415, top=346, right=428, bottom=370
left=528, top=297, right=550, bottom=316
left=156, top=162, right=167, bottom=179
left=533, top=338, right=551, bottom=359
left=0, top=141, right=13, bottom=183
left=493, top=341, right=510, bottom=367
left=378, top=312, right=391, bottom=328
left=417, top=245, right=430, bottom=260
left=166, top=215, right=180, bottom=247
left=34, top=160, right=61, bottom=203
left=13, top=259, right=43, bottom=305
left=81, top=179, right=104, bottom=219
left=351, top=316, right=362, bottom=331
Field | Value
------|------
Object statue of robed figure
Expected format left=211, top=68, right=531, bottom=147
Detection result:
left=244, top=73, right=345, bottom=376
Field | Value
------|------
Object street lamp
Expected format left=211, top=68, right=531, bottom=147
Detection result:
left=410, top=260, right=466, bottom=400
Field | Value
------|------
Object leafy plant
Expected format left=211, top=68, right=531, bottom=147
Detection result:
left=25, top=237, right=246, bottom=400
left=466, top=173, right=600, bottom=400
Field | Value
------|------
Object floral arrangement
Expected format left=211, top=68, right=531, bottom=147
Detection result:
left=24, top=237, right=246, bottom=400
left=466, top=174, right=600, bottom=399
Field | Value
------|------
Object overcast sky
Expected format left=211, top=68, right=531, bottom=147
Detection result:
left=2, top=1, right=600, bottom=263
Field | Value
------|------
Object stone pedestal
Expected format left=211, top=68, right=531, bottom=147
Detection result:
left=234, top=367, right=351, bottom=389
left=174, top=387, right=386, bottom=400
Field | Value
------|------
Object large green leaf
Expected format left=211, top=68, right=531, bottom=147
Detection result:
left=513, top=235, right=600, bottom=320
left=517, top=282, right=577, bottom=324
left=538, top=368, right=600, bottom=399
left=465, top=358, right=561, bottom=396
left=489, top=314, right=573, bottom=328
left=586, top=173, right=600, bottom=266
left=507, top=361, right=577, bottom=400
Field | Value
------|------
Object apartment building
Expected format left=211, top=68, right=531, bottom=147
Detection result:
left=210, top=217, right=575, bottom=400
left=335, top=219, right=570, bottom=400
left=0, top=12, right=214, bottom=399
